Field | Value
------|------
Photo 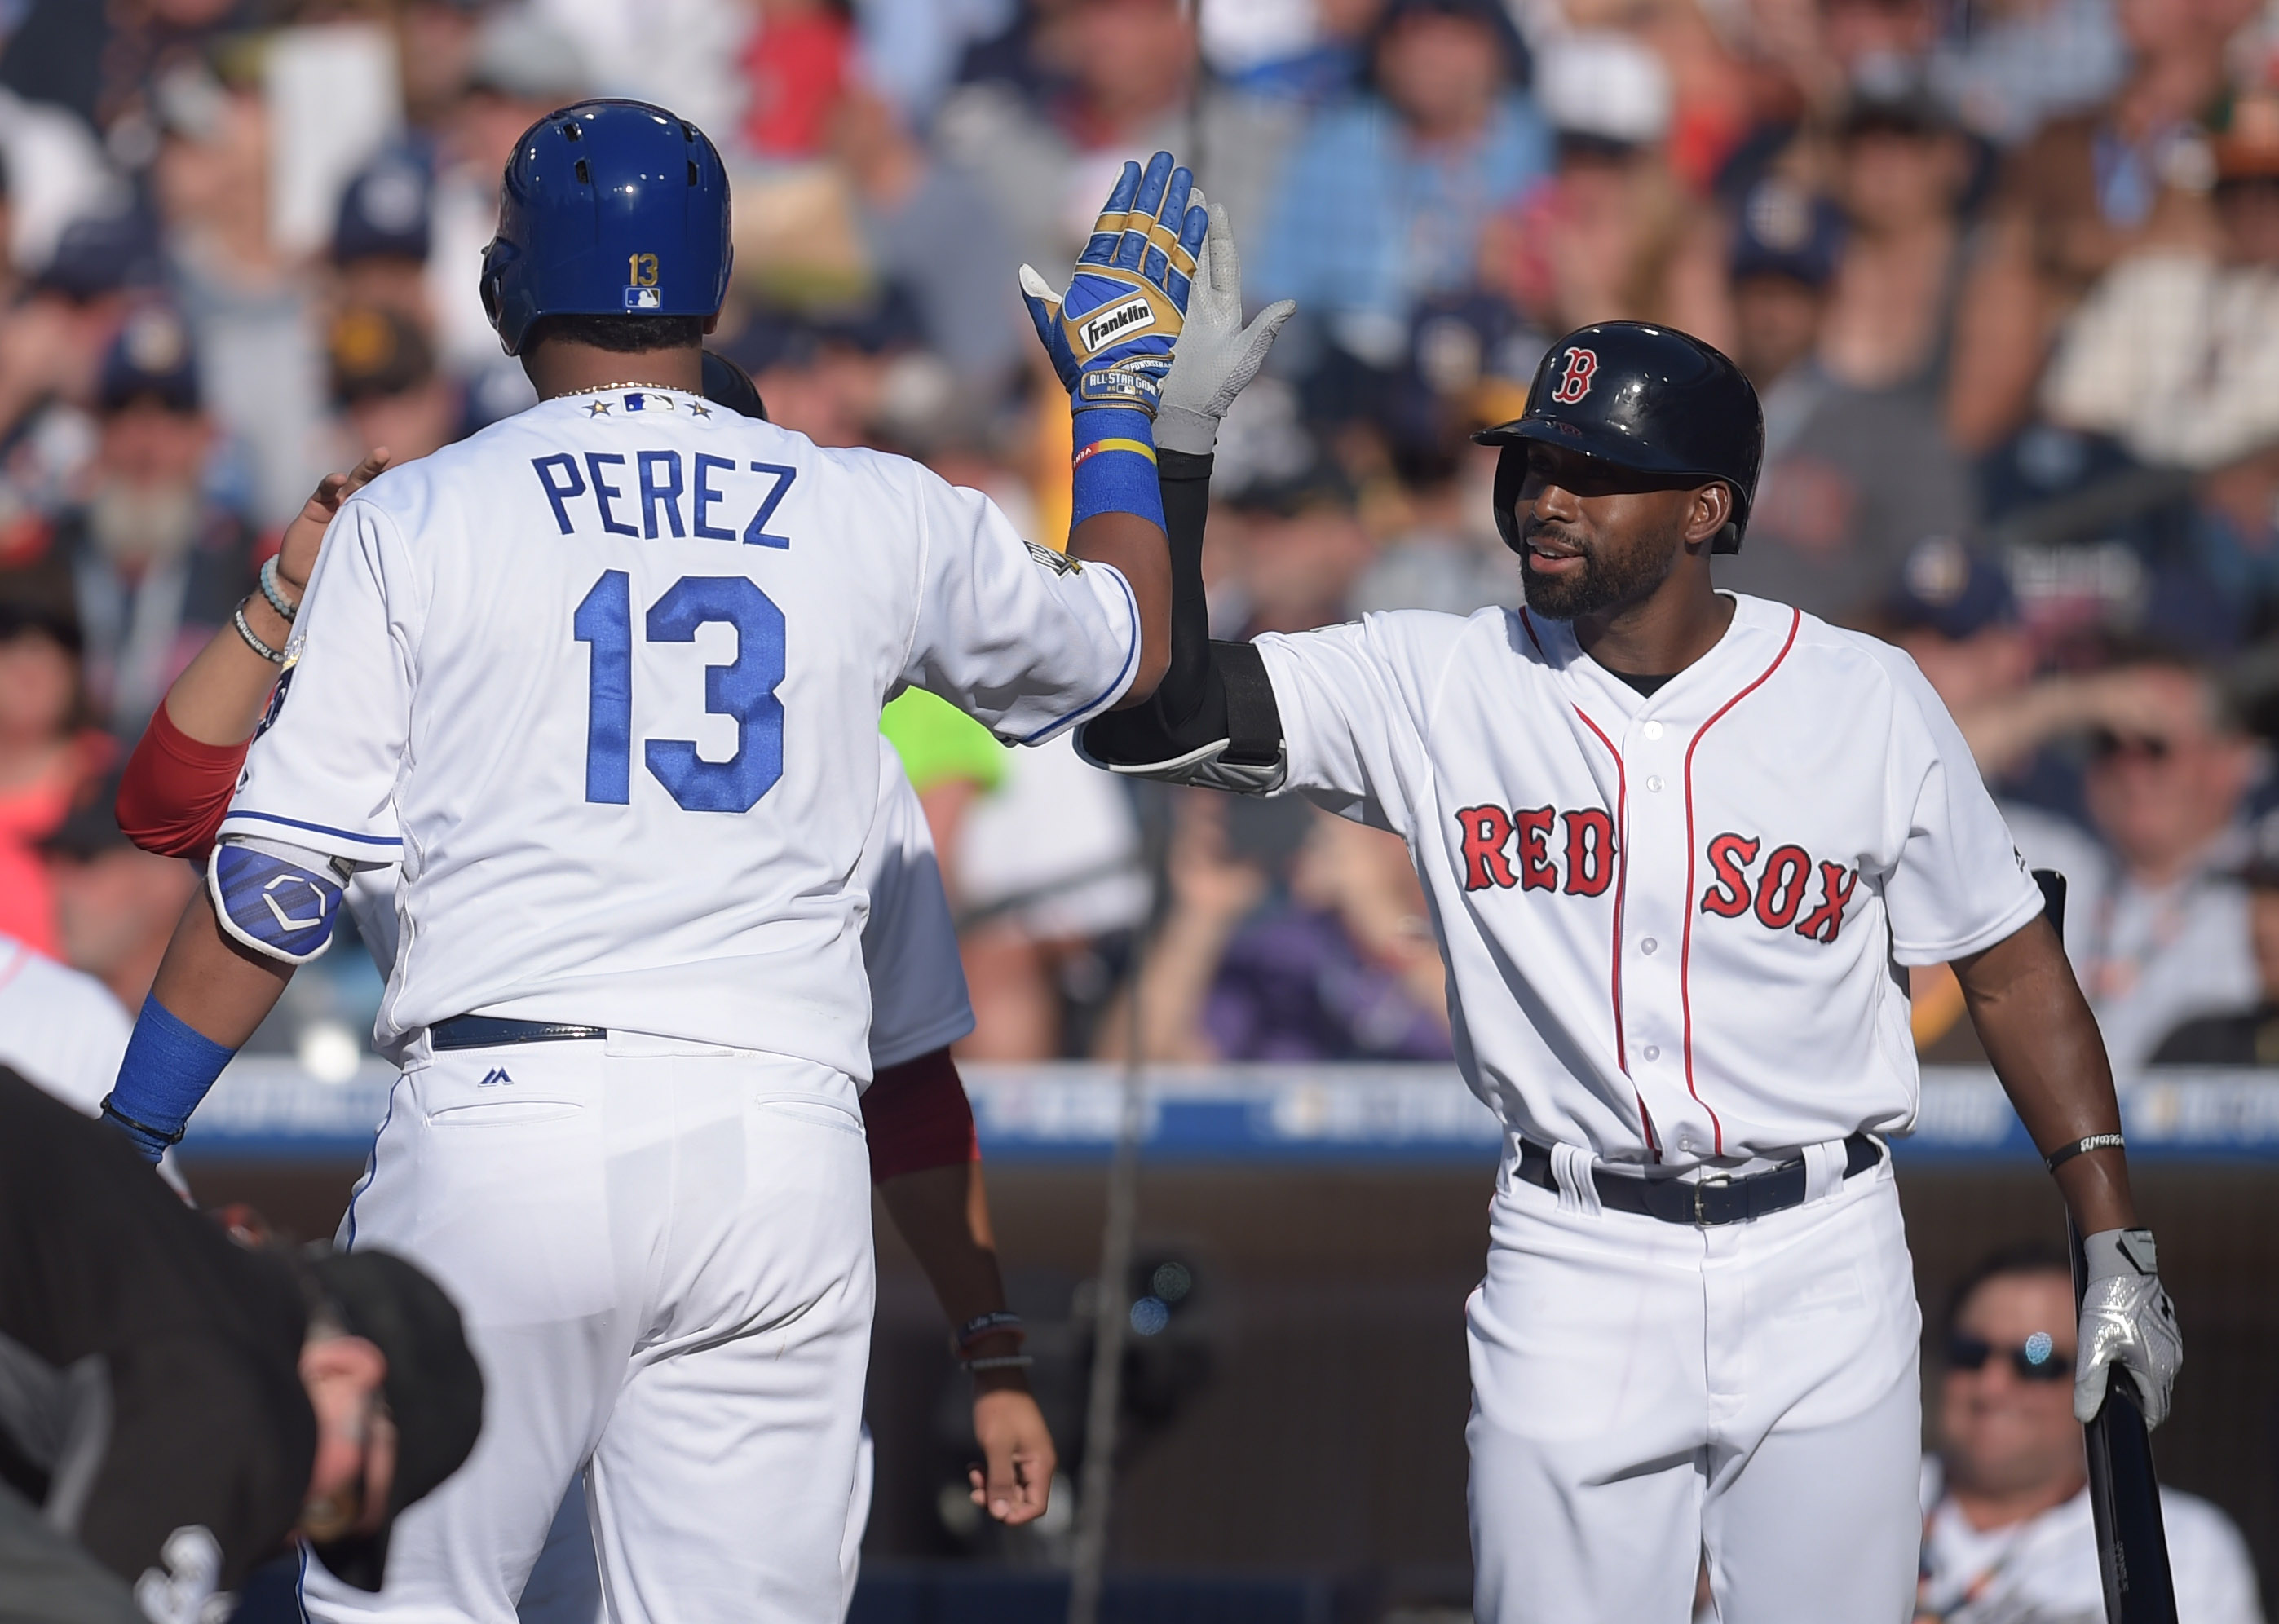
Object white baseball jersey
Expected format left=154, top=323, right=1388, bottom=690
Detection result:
left=1257, top=593, right=2045, bottom=1165
left=1918, top=1463, right=2266, bottom=1624
left=0, top=933, right=130, bottom=1112
left=223, top=389, right=1132, bottom=1079
left=335, top=736, right=973, bottom=1074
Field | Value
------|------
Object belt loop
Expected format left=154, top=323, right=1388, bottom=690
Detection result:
left=1800, top=1138, right=1844, bottom=1204
left=1550, top=1142, right=1603, bottom=1217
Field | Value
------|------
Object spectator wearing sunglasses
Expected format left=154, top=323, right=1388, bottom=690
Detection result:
left=1919, top=1246, right=2263, bottom=1624
left=2149, top=821, right=2279, bottom=1065
left=1999, top=652, right=2262, bottom=1072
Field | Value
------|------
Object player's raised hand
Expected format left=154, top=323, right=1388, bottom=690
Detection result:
left=278, top=449, right=393, bottom=590
left=1019, top=151, right=1209, bottom=417
left=1154, top=199, right=1296, bottom=456
left=968, top=1386, right=1057, bottom=1525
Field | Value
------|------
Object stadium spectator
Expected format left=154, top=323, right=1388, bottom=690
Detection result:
left=0, top=589, right=94, bottom=956
left=1254, top=0, right=1547, bottom=374
left=1719, top=179, right=1979, bottom=620
left=329, top=148, right=437, bottom=330
left=422, top=7, right=588, bottom=428
left=1117, top=794, right=1452, bottom=1063
left=881, top=689, right=1149, bottom=1061
left=0, top=1069, right=483, bottom=1623
left=2150, top=822, right=2279, bottom=1063
left=326, top=307, right=462, bottom=468
left=935, top=0, right=1296, bottom=284
left=0, top=210, right=157, bottom=553
left=148, top=50, right=331, bottom=528
left=1932, top=0, right=2128, bottom=148
left=1919, top=1246, right=2264, bottom=1623
left=1945, top=0, right=2228, bottom=452
left=1999, top=653, right=2262, bottom=1071
left=1818, top=63, right=1976, bottom=395
left=53, top=306, right=255, bottom=743
left=2038, top=93, right=2279, bottom=470
left=1213, top=444, right=1377, bottom=636
left=40, top=769, right=197, bottom=1013
left=1482, top=32, right=1729, bottom=348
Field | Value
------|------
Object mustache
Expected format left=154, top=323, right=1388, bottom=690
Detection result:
left=1520, top=517, right=1589, bottom=556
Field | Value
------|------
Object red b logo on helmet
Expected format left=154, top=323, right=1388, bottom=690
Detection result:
left=1551, top=346, right=1597, bottom=405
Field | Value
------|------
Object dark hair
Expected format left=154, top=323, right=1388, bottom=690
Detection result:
left=523, top=313, right=707, bottom=355
left=1941, top=1242, right=2074, bottom=1340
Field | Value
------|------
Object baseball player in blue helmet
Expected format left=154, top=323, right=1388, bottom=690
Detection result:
left=104, top=95, right=1202, bottom=1621
left=479, top=98, right=733, bottom=358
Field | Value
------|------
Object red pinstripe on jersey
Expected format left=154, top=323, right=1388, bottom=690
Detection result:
left=1679, top=606, right=1801, bottom=1156
left=1519, top=610, right=1658, bottom=1152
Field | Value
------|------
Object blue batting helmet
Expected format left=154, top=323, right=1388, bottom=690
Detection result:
left=479, top=99, right=732, bottom=358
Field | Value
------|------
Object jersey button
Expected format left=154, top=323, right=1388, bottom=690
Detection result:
left=1643, top=721, right=1664, bottom=740
left=1644, top=1044, right=1662, bottom=1061
left=1645, top=774, right=1664, bottom=792
left=1641, top=938, right=1658, bottom=955
left=1677, top=1132, right=1694, bottom=1150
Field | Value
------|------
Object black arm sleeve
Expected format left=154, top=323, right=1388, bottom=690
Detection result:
left=1080, top=449, right=1284, bottom=774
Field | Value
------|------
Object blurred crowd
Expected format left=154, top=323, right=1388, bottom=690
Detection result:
left=13, top=0, right=2279, bottom=1074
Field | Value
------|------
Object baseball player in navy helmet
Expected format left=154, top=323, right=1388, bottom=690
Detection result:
left=1090, top=302, right=2179, bottom=1622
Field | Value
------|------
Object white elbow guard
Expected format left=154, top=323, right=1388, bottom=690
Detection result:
left=208, top=836, right=351, bottom=964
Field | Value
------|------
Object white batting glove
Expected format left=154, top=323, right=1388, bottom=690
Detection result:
left=2074, top=1228, right=2182, bottom=1428
left=1153, top=199, right=1296, bottom=457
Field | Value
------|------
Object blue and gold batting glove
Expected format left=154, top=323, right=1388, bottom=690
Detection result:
left=1021, top=152, right=1208, bottom=531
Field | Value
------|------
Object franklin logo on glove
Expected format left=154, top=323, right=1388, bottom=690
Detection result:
left=1080, top=297, right=1156, bottom=353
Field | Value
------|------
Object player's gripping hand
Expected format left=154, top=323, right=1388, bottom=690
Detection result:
left=1154, top=200, right=1296, bottom=456
left=968, top=1385, right=1057, bottom=1525
left=1020, top=151, right=1208, bottom=417
left=2074, top=1227, right=2183, bottom=1428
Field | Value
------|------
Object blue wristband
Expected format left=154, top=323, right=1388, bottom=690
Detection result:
left=1070, top=406, right=1164, bottom=531
left=104, top=995, right=236, bottom=1163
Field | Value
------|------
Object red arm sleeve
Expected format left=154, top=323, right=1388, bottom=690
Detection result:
left=860, top=1047, right=980, bottom=1184
left=114, top=704, right=250, bottom=860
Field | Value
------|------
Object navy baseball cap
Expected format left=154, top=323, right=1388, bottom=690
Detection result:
left=1886, top=536, right=2015, bottom=639
left=1729, top=178, right=1845, bottom=289
left=333, top=151, right=434, bottom=265
left=99, top=306, right=200, bottom=414
left=36, top=208, right=164, bottom=302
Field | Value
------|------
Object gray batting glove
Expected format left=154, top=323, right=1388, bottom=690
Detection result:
left=2074, top=1228, right=2182, bottom=1428
left=1154, top=198, right=1296, bottom=457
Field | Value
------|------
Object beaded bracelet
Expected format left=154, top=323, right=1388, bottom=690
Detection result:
left=258, top=555, right=299, bottom=623
left=962, top=1354, right=1035, bottom=1374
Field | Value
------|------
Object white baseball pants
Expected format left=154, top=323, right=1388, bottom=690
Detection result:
left=300, top=1032, right=876, bottom=1624
left=1467, top=1143, right=1923, bottom=1623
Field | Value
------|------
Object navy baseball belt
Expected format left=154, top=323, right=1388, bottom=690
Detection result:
left=431, top=1014, right=607, bottom=1050
left=1514, top=1132, right=1882, bottom=1227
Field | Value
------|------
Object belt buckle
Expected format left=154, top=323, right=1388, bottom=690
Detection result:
left=1692, top=1172, right=1734, bottom=1227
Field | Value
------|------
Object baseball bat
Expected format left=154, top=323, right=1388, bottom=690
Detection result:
left=2032, top=869, right=2179, bottom=1624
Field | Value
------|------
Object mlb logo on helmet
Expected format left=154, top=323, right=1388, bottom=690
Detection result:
left=625, top=286, right=663, bottom=311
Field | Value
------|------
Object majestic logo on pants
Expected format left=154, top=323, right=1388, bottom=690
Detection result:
left=1551, top=346, right=1598, bottom=404
left=1698, top=833, right=1858, bottom=943
left=1456, top=804, right=1617, bottom=896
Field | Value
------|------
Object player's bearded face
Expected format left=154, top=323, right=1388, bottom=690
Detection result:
left=1514, top=470, right=1694, bottom=622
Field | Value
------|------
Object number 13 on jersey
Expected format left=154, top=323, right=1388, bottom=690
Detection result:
left=573, top=570, right=785, bottom=813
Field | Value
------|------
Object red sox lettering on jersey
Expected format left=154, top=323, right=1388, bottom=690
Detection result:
left=1254, top=594, right=2043, bottom=1167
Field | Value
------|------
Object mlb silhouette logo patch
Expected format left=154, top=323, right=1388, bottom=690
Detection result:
left=625, top=286, right=663, bottom=311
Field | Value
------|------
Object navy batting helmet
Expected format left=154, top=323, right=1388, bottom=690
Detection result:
left=479, top=99, right=732, bottom=358
left=1473, top=321, right=1764, bottom=555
